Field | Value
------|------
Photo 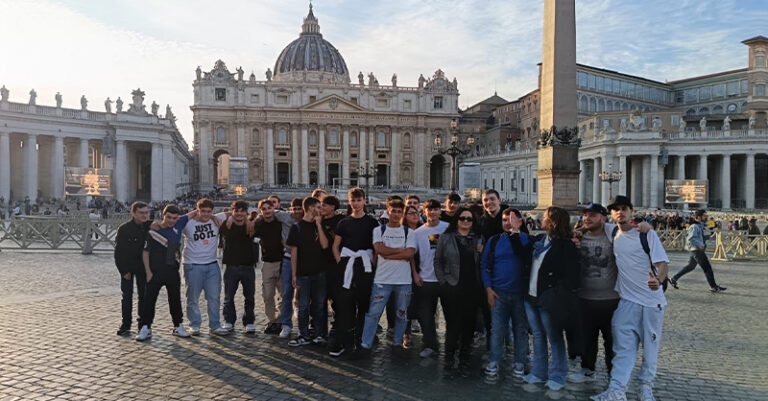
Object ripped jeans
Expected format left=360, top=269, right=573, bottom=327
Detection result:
left=360, top=283, right=412, bottom=348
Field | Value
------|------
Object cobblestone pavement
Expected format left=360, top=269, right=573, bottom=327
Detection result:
left=0, top=251, right=766, bottom=401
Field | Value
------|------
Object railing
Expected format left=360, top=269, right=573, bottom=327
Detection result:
left=0, top=216, right=125, bottom=254
left=711, top=231, right=768, bottom=261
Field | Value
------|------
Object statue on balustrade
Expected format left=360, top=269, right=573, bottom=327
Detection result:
left=749, top=114, right=756, bottom=129
left=80, top=95, right=88, bottom=110
left=265, top=68, right=272, bottom=81
left=453, top=77, right=458, bottom=91
left=55, top=92, right=62, bottom=108
left=699, top=116, right=707, bottom=131
left=104, top=97, right=112, bottom=113
left=237, top=66, right=244, bottom=82
left=418, top=74, right=425, bottom=89
left=115, top=97, right=123, bottom=112
left=29, top=89, right=37, bottom=105
left=151, top=101, right=159, bottom=116
left=619, top=118, right=629, bottom=132
left=358, top=71, right=364, bottom=85
left=391, top=73, right=397, bottom=87
left=722, top=115, right=731, bottom=131
left=679, top=117, right=686, bottom=133
left=651, top=117, right=661, bottom=131
left=0, top=85, right=8, bottom=102
left=367, top=72, right=376, bottom=87
left=129, top=89, right=146, bottom=114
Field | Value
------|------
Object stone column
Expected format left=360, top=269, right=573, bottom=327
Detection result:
left=163, top=144, right=175, bottom=200
left=318, top=127, right=326, bottom=186
left=199, top=123, right=211, bottom=189
left=0, top=131, right=11, bottom=202
left=115, top=140, right=128, bottom=202
left=265, top=126, right=274, bottom=185
left=369, top=127, right=375, bottom=169
left=52, top=136, right=65, bottom=199
left=26, top=134, right=39, bottom=200
left=649, top=154, right=660, bottom=208
left=698, top=154, right=708, bottom=181
left=291, top=126, right=299, bottom=185
left=578, top=160, right=586, bottom=204
left=746, top=153, right=755, bottom=209
left=236, top=124, right=246, bottom=157
left=342, top=128, right=350, bottom=185
left=79, top=138, right=90, bottom=168
left=721, top=154, right=731, bottom=210
left=150, top=142, right=162, bottom=201
left=301, top=125, right=309, bottom=185
left=642, top=156, right=651, bottom=208
left=618, top=155, right=628, bottom=196
left=390, top=130, right=400, bottom=187
left=591, top=158, right=600, bottom=203
left=359, top=127, right=367, bottom=186
left=676, top=155, right=685, bottom=179
left=415, top=130, right=426, bottom=188
left=630, top=158, right=641, bottom=206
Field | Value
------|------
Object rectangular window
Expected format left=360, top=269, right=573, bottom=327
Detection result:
left=500, top=177, right=504, bottom=191
left=597, top=76, right=604, bottom=91
left=684, top=88, right=697, bottom=103
left=276, top=94, right=288, bottom=104
left=588, top=74, right=596, bottom=89
left=309, top=95, right=317, bottom=103
left=404, top=99, right=412, bottom=109
left=350, top=97, right=358, bottom=104
left=578, top=72, right=588, bottom=88
left=376, top=98, right=388, bottom=108
left=329, top=130, right=339, bottom=146
left=215, top=88, right=226, bottom=101
left=250, top=94, right=260, bottom=103
left=533, top=178, right=537, bottom=193
left=671, top=115, right=680, bottom=127
left=521, top=178, right=525, bottom=193
left=756, top=84, right=767, bottom=97
left=377, top=131, right=386, bottom=147
left=310, top=152, right=317, bottom=157
left=741, top=80, right=749, bottom=95
left=602, top=119, right=611, bottom=128
left=712, top=84, right=725, bottom=98
left=699, top=86, right=711, bottom=100
left=492, top=179, right=495, bottom=189
left=620, top=81, right=629, bottom=96
left=613, top=79, right=620, bottom=94
left=675, top=90, right=684, bottom=103
left=434, top=96, right=443, bottom=109
left=726, top=81, right=739, bottom=97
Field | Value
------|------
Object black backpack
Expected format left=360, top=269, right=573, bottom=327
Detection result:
left=611, top=226, right=668, bottom=292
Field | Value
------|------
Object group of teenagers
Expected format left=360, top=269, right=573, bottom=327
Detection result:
left=115, top=187, right=678, bottom=401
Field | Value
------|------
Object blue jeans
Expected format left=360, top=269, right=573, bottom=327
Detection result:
left=609, top=299, right=665, bottom=389
left=183, top=262, right=222, bottom=330
left=280, top=257, right=294, bottom=328
left=490, top=290, right=528, bottom=365
left=296, top=272, right=327, bottom=339
left=525, top=300, right=567, bottom=385
left=361, top=284, right=412, bottom=348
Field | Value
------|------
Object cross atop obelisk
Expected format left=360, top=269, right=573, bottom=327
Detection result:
left=535, top=0, right=581, bottom=211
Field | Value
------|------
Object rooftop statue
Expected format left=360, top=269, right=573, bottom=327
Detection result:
left=29, top=89, right=37, bottom=105
left=0, top=85, right=8, bottom=102
left=55, top=92, right=62, bottom=108
left=151, top=101, right=159, bottom=116
left=104, top=97, right=112, bottom=113
left=265, top=68, right=272, bottom=81
left=116, top=97, right=123, bottom=112
left=80, top=95, right=88, bottom=111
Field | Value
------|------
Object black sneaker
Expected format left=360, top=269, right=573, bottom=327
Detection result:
left=288, top=336, right=312, bottom=347
left=328, top=343, right=346, bottom=357
left=349, top=346, right=372, bottom=360
left=264, top=323, right=281, bottom=334
left=711, top=286, right=727, bottom=293
left=669, top=278, right=679, bottom=289
left=117, top=326, right=131, bottom=336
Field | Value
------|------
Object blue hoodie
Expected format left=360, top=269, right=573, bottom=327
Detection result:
left=481, top=232, right=529, bottom=293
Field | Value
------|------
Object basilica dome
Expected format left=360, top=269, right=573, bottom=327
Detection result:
left=273, top=5, right=350, bottom=83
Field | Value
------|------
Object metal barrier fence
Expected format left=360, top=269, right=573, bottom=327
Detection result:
left=1, top=217, right=767, bottom=260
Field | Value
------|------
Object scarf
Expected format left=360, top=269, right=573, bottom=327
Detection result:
left=532, top=236, right=551, bottom=259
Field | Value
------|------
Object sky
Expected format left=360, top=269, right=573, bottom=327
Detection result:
left=1, top=0, right=766, bottom=147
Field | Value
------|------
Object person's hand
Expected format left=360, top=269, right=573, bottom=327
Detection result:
left=638, top=222, right=652, bottom=234
left=572, top=236, right=582, bottom=249
left=486, top=287, right=499, bottom=308
left=123, top=273, right=131, bottom=280
left=413, top=273, right=423, bottom=287
left=647, top=272, right=660, bottom=291
left=150, top=221, right=160, bottom=230
left=314, top=214, right=323, bottom=225
left=146, top=271, right=153, bottom=283
left=292, top=275, right=298, bottom=290
left=246, top=219, right=255, bottom=236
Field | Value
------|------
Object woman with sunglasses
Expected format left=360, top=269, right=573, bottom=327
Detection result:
left=523, top=206, right=581, bottom=392
left=434, top=207, right=483, bottom=370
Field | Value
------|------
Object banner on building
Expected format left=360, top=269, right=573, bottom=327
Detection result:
left=65, top=168, right=113, bottom=197
left=665, top=179, right=707, bottom=204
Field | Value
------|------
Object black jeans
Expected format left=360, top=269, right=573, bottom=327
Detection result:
left=223, top=265, right=256, bottom=326
left=440, top=284, right=481, bottom=357
left=143, top=268, right=183, bottom=328
left=332, top=258, right=374, bottom=347
left=413, top=281, right=440, bottom=351
left=120, top=270, right=146, bottom=328
left=674, top=249, right=718, bottom=288
left=579, top=298, right=619, bottom=372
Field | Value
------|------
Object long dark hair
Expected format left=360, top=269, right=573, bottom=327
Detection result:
left=545, top=206, right=573, bottom=240
left=446, top=207, right=477, bottom=233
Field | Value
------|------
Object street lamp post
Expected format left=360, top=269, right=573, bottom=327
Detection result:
left=356, top=162, right=376, bottom=205
left=599, top=163, right=623, bottom=199
left=434, top=118, right=475, bottom=192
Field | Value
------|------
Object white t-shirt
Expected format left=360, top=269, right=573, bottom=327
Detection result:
left=612, top=228, right=669, bottom=308
left=528, top=237, right=550, bottom=297
left=182, top=212, right=227, bottom=264
left=372, top=224, right=417, bottom=285
left=414, top=221, right=449, bottom=283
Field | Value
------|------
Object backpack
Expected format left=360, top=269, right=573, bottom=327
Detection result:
left=486, top=232, right=529, bottom=278
left=611, top=226, right=668, bottom=292
left=379, top=224, right=409, bottom=246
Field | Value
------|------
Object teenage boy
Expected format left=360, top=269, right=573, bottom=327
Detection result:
left=440, top=193, right=461, bottom=222
left=328, top=188, right=380, bottom=357
left=114, top=201, right=151, bottom=335
left=356, top=199, right=417, bottom=356
left=275, top=197, right=304, bottom=338
left=670, top=209, right=727, bottom=293
left=220, top=200, right=257, bottom=333
left=286, top=197, right=330, bottom=346
left=412, top=199, right=448, bottom=357
left=136, top=205, right=189, bottom=341
left=254, top=198, right=285, bottom=334
left=479, top=189, right=506, bottom=243
left=482, top=208, right=531, bottom=379
left=181, top=198, right=230, bottom=336
left=592, top=196, right=669, bottom=401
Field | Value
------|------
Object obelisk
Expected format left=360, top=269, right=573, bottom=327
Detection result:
left=535, top=0, right=581, bottom=211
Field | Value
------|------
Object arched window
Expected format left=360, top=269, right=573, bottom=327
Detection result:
left=698, top=107, right=709, bottom=115
left=403, top=132, right=411, bottom=148
left=598, top=99, right=605, bottom=112
left=277, top=128, right=288, bottom=144
left=329, top=129, right=339, bottom=145
left=579, top=96, right=588, bottom=111
left=712, top=105, right=724, bottom=114
left=685, top=108, right=696, bottom=116
left=588, top=97, right=596, bottom=112
left=216, top=126, right=227, bottom=144
left=309, top=130, right=317, bottom=146
left=350, top=132, right=358, bottom=147
left=606, top=101, right=613, bottom=112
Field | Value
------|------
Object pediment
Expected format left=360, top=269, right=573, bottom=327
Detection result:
left=300, top=95, right=367, bottom=112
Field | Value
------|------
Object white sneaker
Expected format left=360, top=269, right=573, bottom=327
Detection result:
left=545, top=380, right=564, bottom=391
left=484, top=361, right=499, bottom=377
left=190, top=326, right=200, bottom=336
left=523, top=373, right=545, bottom=384
left=638, top=383, right=656, bottom=401
left=210, top=327, right=231, bottom=336
left=513, top=363, right=525, bottom=377
left=173, top=324, right=190, bottom=338
left=222, top=322, right=234, bottom=332
left=419, top=348, right=435, bottom=358
left=135, top=325, right=151, bottom=341
left=279, top=325, right=291, bottom=338
left=245, top=324, right=256, bottom=333
left=590, top=387, right=628, bottom=401
left=312, top=336, right=327, bottom=345
left=567, top=368, right=596, bottom=383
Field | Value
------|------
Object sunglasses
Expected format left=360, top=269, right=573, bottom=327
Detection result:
left=406, top=211, right=419, bottom=215
left=458, top=216, right=474, bottom=222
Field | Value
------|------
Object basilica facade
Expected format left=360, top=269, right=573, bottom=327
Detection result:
left=191, top=6, right=460, bottom=191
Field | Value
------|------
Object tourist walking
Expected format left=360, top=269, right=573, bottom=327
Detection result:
left=669, top=209, right=727, bottom=293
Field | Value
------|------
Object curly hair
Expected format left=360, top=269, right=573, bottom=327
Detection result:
left=545, top=206, right=573, bottom=240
